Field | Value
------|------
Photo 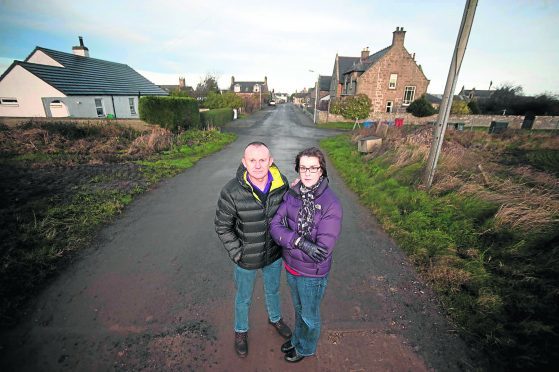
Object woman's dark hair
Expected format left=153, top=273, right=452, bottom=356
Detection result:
left=294, top=147, right=327, bottom=177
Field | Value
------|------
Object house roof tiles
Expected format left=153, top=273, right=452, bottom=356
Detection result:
left=6, top=47, right=168, bottom=96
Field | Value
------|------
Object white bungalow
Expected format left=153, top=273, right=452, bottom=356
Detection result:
left=0, top=37, right=168, bottom=118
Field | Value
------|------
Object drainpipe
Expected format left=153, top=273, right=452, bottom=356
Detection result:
left=111, top=95, right=117, bottom=118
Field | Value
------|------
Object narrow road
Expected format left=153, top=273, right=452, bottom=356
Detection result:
left=1, top=104, right=477, bottom=371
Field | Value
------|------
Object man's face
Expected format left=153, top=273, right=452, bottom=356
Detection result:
left=242, top=145, right=273, bottom=182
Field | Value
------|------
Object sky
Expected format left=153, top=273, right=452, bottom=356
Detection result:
left=0, top=0, right=558, bottom=96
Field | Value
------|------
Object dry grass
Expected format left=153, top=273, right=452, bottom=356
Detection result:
left=127, top=128, right=174, bottom=156
left=354, top=125, right=559, bottom=233
left=425, top=256, right=471, bottom=293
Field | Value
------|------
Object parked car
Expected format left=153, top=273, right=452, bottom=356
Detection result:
left=268, top=100, right=276, bottom=106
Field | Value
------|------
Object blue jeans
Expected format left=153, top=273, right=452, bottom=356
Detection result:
left=233, top=258, right=282, bottom=332
left=286, top=271, right=329, bottom=356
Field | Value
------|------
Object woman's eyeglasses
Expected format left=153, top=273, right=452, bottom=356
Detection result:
left=299, top=166, right=321, bottom=174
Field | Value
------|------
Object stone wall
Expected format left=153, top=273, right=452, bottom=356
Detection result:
left=318, top=110, right=559, bottom=130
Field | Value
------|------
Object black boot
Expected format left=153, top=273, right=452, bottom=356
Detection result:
left=284, top=348, right=305, bottom=363
left=234, top=331, right=248, bottom=357
left=281, top=339, right=295, bottom=353
left=269, top=318, right=292, bottom=339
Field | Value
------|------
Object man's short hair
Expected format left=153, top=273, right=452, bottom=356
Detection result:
left=245, top=141, right=269, bottom=150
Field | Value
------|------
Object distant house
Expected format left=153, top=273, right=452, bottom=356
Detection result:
left=311, top=75, right=332, bottom=111
left=229, top=76, right=269, bottom=111
left=329, top=27, right=430, bottom=113
left=230, top=76, right=269, bottom=96
left=0, top=37, right=167, bottom=118
left=458, top=86, right=494, bottom=101
left=425, top=93, right=442, bottom=110
left=292, top=91, right=308, bottom=106
left=160, top=77, right=194, bottom=96
left=274, top=92, right=289, bottom=103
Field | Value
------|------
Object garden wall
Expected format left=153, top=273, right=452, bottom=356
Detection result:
left=318, top=110, right=559, bottom=130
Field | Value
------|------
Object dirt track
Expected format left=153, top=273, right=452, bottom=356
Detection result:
left=0, top=104, right=481, bottom=371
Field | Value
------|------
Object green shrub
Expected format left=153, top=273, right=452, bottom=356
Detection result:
left=200, top=108, right=234, bottom=128
left=407, top=94, right=436, bottom=117
left=139, top=96, right=200, bottom=131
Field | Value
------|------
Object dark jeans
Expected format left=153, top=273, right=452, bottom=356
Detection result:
left=286, top=271, right=329, bottom=356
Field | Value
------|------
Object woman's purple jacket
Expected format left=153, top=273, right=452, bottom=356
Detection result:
left=270, top=178, right=343, bottom=277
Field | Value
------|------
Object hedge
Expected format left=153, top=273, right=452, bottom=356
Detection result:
left=139, top=96, right=200, bottom=131
left=200, top=108, right=234, bottom=128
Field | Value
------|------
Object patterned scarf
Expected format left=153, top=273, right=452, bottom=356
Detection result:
left=297, top=176, right=324, bottom=240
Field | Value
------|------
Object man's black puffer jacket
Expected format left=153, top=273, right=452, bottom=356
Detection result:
left=215, top=163, right=288, bottom=270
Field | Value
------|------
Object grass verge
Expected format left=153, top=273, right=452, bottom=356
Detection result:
left=317, top=121, right=355, bottom=130
left=321, top=133, right=558, bottom=370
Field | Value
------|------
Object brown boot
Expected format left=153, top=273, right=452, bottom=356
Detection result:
left=234, top=331, right=248, bottom=357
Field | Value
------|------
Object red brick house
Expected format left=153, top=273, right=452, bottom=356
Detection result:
left=229, top=76, right=269, bottom=112
left=330, top=27, right=429, bottom=113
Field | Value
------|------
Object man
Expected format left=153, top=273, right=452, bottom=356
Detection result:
left=215, top=141, right=292, bottom=357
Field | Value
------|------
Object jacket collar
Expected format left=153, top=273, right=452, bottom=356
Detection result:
left=236, top=163, right=286, bottom=192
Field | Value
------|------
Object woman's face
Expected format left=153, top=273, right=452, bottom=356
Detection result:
left=298, top=156, right=323, bottom=188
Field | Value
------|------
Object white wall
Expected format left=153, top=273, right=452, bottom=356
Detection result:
left=42, top=95, right=140, bottom=118
left=26, top=50, right=64, bottom=67
left=0, top=65, right=66, bottom=117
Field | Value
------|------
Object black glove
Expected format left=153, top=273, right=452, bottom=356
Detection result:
left=297, top=238, right=327, bottom=262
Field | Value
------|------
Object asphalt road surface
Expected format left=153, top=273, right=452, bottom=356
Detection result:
left=0, top=104, right=479, bottom=371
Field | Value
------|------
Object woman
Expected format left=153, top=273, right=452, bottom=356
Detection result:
left=270, top=147, right=343, bottom=363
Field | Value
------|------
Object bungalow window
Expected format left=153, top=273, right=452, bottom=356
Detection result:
left=94, top=98, right=105, bottom=117
left=0, top=97, right=18, bottom=106
left=253, top=84, right=260, bottom=93
left=403, top=86, right=416, bottom=105
left=386, top=101, right=393, bottom=113
left=129, top=98, right=136, bottom=115
left=234, top=84, right=241, bottom=93
left=389, top=74, right=397, bottom=89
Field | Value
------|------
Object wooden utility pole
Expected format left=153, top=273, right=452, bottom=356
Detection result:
left=423, top=0, right=478, bottom=188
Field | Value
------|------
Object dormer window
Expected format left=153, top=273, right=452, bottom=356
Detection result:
left=253, top=84, right=260, bottom=93
left=234, top=84, right=240, bottom=93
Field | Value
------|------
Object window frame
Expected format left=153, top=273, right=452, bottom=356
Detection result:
left=253, top=84, right=260, bottom=93
left=234, top=84, right=241, bottom=93
left=386, top=101, right=393, bottom=113
left=0, top=97, right=19, bottom=106
left=94, top=98, right=105, bottom=117
left=128, top=97, right=136, bottom=115
left=403, top=86, right=416, bottom=105
left=389, top=74, right=398, bottom=89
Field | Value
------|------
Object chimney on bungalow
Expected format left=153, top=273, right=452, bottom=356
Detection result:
left=392, top=26, right=406, bottom=48
left=361, top=47, right=370, bottom=61
left=231, top=76, right=235, bottom=86
left=179, top=77, right=186, bottom=89
left=264, top=76, right=268, bottom=86
left=72, top=36, right=89, bottom=57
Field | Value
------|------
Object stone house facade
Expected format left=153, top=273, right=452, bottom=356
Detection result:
left=330, top=27, right=429, bottom=114
left=229, top=76, right=269, bottom=112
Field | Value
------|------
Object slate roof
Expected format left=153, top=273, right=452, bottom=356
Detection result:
left=342, top=46, right=391, bottom=75
left=1, top=47, right=168, bottom=96
left=337, top=56, right=360, bottom=81
left=230, top=81, right=268, bottom=93
left=425, top=93, right=442, bottom=104
left=459, top=88, right=493, bottom=100
left=318, top=75, right=331, bottom=91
